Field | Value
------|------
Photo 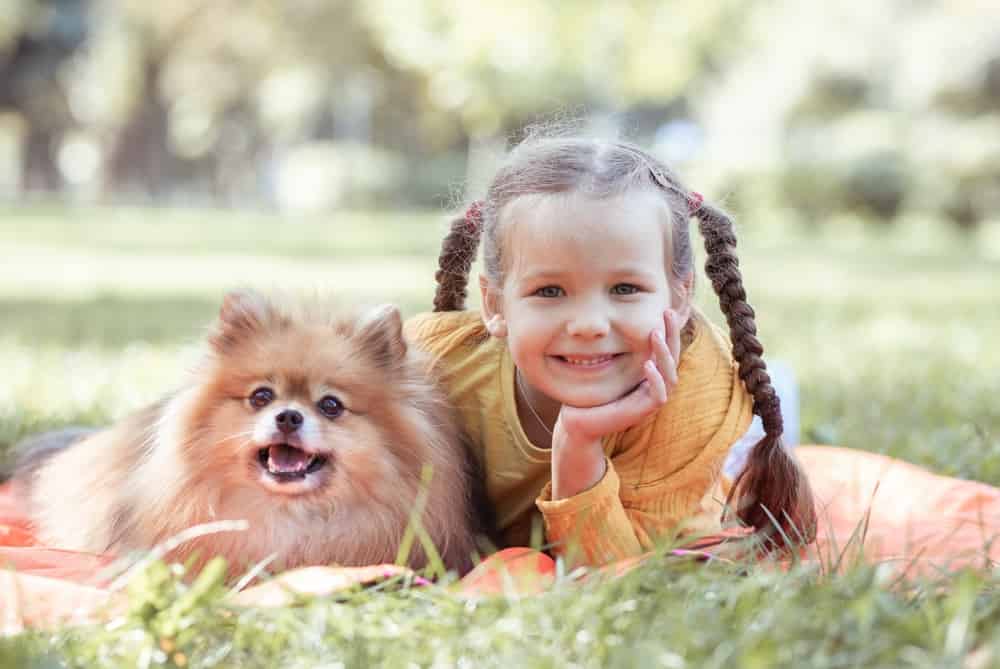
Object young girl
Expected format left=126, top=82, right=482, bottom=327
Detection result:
left=404, top=134, right=816, bottom=567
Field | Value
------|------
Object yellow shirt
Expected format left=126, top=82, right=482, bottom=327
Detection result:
left=404, top=309, right=753, bottom=567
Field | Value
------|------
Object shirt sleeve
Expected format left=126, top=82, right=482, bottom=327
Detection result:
left=535, top=460, right=641, bottom=566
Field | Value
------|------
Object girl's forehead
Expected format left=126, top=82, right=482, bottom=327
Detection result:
left=502, top=189, right=672, bottom=264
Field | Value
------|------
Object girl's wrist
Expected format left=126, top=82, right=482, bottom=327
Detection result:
left=550, top=434, right=606, bottom=500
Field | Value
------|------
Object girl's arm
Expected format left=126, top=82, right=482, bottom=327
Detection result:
left=538, top=312, right=754, bottom=568
left=538, top=367, right=753, bottom=567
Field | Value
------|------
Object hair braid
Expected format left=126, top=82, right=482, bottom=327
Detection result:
left=695, top=201, right=817, bottom=549
left=433, top=204, right=483, bottom=312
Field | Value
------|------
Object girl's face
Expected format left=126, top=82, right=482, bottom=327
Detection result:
left=481, top=189, right=690, bottom=412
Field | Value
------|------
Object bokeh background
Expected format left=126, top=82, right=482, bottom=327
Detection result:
left=0, top=1, right=998, bottom=478
left=2, top=1, right=1000, bottom=220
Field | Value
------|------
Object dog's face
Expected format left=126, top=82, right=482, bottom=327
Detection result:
left=174, top=292, right=421, bottom=509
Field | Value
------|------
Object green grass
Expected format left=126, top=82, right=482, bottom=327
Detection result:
left=1, top=205, right=999, bottom=667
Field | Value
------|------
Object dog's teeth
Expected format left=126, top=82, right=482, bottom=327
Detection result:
left=267, top=444, right=312, bottom=474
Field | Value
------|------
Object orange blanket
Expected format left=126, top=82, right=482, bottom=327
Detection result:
left=3, top=445, right=1000, bottom=632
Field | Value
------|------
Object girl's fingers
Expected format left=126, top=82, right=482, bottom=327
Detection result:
left=664, top=309, right=682, bottom=366
left=562, top=371, right=665, bottom=439
left=611, top=375, right=661, bottom=427
left=644, top=360, right=668, bottom=404
left=561, top=341, right=677, bottom=440
left=562, top=393, right=635, bottom=437
left=650, top=329, right=678, bottom=388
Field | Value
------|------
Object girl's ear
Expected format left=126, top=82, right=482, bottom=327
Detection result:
left=671, top=272, right=695, bottom=320
left=479, top=275, right=508, bottom=338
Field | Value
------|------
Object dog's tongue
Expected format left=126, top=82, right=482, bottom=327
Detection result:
left=267, top=444, right=312, bottom=473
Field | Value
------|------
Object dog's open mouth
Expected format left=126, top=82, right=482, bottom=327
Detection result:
left=257, top=444, right=328, bottom=482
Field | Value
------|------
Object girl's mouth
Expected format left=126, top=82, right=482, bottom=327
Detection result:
left=257, top=443, right=328, bottom=483
left=553, top=353, right=623, bottom=369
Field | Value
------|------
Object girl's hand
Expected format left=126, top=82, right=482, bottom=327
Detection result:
left=550, top=309, right=684, bottom=499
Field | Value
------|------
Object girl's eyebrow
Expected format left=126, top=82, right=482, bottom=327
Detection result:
left=517, top=269, right=567, bottom=282
left=518, top=266, right=660, bottom=283
left=610, top=266, right=661, bottom=280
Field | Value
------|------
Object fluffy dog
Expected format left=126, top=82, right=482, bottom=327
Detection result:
left=14, top=291, right=491, bottom=576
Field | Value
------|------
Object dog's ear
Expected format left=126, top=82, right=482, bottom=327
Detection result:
left=210, top=289, right=273, bottom=352
left=356, top=304, right=406, bottom=369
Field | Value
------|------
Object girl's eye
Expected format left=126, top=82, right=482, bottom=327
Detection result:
left=611, top=283, right=641, bottom=295
left=534, top=286, right=565, bottom=298
left=317, top=395, right=344, bottom=419
left=249, top=387, right=275, bottom=409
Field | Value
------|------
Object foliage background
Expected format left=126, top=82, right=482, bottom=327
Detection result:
left=0, top=0, right=998, bottom=226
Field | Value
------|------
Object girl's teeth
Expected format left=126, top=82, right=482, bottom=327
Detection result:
left=563, top=355, right=614, bottom=366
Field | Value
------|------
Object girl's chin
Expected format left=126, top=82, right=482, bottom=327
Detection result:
left=549, top=383, right=638, bottom=409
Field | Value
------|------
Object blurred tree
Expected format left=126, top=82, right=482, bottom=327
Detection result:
left=701, top=1, right=1000, bottom=228
left=89, top=0, right=435, bottom=203
left=361, top=0, right=754, bottom=139
left=0, top=0, right=87, bottom=191
left=0, top=0, right=761, bottom=205
left=0, top=0, right=996, bottom=219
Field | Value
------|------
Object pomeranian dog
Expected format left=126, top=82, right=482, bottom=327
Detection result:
left=13, top=290, right=491, bottom=577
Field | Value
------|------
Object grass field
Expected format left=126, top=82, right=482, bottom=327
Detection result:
left=1, top=204, right=999, bottom=667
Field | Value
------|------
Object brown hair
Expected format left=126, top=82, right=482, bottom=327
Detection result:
left=432, top=134, right=816, bottom=550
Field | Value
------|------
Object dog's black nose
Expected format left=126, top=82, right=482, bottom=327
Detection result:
left=275, top=409, right=304, bottom=434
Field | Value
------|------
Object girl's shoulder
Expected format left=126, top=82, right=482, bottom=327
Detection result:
left=403, top=310, right=491, bottom=358
left=682, top=309, right=735, bottom=369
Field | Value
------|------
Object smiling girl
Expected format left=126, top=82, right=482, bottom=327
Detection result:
left=405, top=134, right=815, bottom=566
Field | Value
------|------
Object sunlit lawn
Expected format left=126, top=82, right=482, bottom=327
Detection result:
left=2, top=204, right=1000, bottom=667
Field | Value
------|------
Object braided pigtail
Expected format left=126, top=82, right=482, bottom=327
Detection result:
left=433, top=202, right=484, bottom=312
left=694, top=200, right=817, bottom=549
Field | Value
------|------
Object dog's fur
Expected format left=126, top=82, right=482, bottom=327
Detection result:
left=14, top=291, right=491, bottom=576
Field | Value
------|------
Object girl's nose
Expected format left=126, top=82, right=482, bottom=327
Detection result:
left=566, top=309, right=610, bottom=339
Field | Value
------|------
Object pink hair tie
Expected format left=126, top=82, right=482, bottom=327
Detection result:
left=687, top=191, right=704, bottom=214
left=465, top=200, right=484, bottom=233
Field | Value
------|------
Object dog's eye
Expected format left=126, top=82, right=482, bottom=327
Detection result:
left=249, top=387, right=275, bottom=409
left=317, top=395, right=344, bottom=419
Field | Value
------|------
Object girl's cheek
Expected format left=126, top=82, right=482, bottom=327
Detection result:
left=637, top=320, right=664, bottom=357
left=633, top=305, right=664, bottom=335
